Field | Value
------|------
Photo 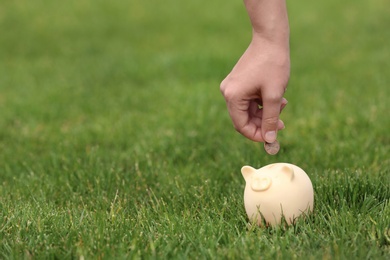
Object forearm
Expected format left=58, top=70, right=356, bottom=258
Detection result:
left=244, top=0, right=289, bottom=45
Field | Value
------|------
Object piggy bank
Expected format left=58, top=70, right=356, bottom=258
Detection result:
left=242, top=163, right=314, bottom=226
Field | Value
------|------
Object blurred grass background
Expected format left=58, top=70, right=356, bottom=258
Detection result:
left=0, top=0, right=389, bottom=258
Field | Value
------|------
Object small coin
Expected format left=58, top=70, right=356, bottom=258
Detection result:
left=264, top=140, right=280, bottom=155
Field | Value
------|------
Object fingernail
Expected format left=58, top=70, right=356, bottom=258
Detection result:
left=265, top=131, right=277, bottom=143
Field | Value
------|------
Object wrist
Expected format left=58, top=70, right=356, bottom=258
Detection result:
left=251, top=28, right=289, bottom=47
left=250, top=31, right=290, bottom=56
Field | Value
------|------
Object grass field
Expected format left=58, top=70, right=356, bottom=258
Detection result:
left=1, top=0, right=389, bottom=259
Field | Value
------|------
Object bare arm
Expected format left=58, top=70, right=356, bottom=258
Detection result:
left=220, top=0, right=290, bottom=143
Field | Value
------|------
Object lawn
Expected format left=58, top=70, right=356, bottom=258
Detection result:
left=0, top=0, right=389, bottom=259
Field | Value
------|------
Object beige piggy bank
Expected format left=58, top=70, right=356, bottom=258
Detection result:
left=242, top=163, right=314, bottom=226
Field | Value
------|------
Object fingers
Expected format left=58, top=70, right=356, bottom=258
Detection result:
left=221, top=78, right=288, bottom=143
left=225, top=98, right=287, bottom=143
left=261, top=94, right=285, bottom=143
left=280, top=97, right=288, bottom=112
left=227, top=99, right=265, bottom=142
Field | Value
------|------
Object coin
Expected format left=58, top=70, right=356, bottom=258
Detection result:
left=264, top=140, right=280, bottom=155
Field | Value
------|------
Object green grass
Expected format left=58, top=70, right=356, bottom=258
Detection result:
left=0, top=0, right=389, bottom=259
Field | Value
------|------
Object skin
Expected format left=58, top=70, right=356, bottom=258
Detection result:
left=220, top=0, right=290, bottom=143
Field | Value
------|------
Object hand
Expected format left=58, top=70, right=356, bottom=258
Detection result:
left=220, top=38, right=290, bottom=143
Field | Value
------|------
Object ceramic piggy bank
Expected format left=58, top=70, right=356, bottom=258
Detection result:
left=242, top=163, right=314, bottom=226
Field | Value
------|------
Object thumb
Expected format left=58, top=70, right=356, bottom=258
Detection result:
left=261, top=96, right=283, bottom=143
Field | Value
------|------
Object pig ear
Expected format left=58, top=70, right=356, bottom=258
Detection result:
left=280, top=165, right=295, bottom=181
left=251, top=177, right=272, bottom=191
left=241, top=166, right=256, bottom=181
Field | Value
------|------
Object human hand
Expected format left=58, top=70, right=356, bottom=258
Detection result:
left=220, top=38, right=290, bottom=143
